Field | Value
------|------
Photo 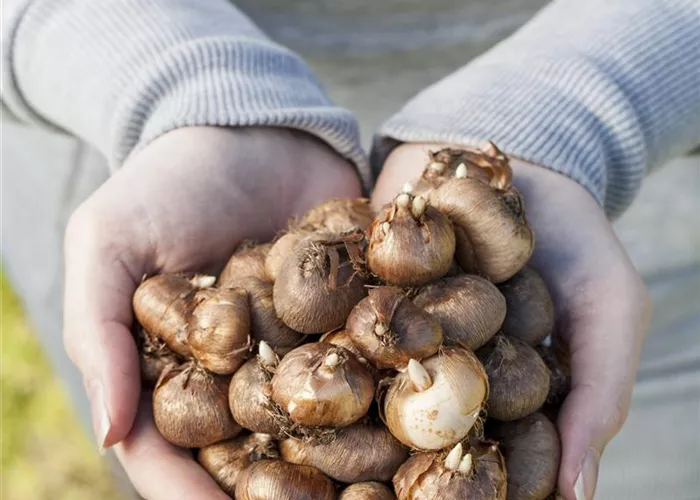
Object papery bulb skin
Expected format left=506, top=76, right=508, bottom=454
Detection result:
left=229, top=355, right=285, bottom=437
left=198, top=433, right=279, bottom=497
left=271, top=343, right=374, bottom=428
left=414, top=275, right=505, bottom=350
left=234, top=460, right=336, bottom=500
left=477, top=334, right=550, bottom=421
left=346, top=286, right=443, bottom=370
left=429, top=143, right=534, bottom=283
left=219, top=242, right=272, bottom=286
left=153, top=363, right=241, bottom=448
left=488, top=413, right=561, bottom=500
left=383, top=348, right=488, bottom=450
left=280, top=420, right=408, bottom=483
left=133, top=273, right=215, bottom=357
left=188, top=287, right=252, bottom=375
left=340, top=482, right=396, bottom=500
left=273, top=232, right=367, bottom=334
left=296, top=197, right=375, bottom=233
left=499, top=267, right=554, bottom=346
left=393, top=440, right=507, bottom=500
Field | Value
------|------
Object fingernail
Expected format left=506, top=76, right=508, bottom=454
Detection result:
left=87, top=380, right=111, bottom=454
left=574, top=447, right=601, bottom=500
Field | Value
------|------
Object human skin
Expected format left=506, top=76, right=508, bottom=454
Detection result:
left=62, top=126, right=362, bottom=499
left=373, top=143, right=651, bottom=500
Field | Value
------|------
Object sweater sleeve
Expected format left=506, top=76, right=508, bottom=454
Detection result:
left=0, top=0, right=368, bottom=181
left=373, top=0, right=700, bottom=218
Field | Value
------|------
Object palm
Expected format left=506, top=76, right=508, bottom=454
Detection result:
left=373, top=143, right=650, bottom=500
left=62, top=126, right=361, bottom=499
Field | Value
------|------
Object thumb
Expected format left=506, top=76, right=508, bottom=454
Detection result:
left=62, top=207, right=144, bottom=450
left=555, top=276, right=650, bottom=500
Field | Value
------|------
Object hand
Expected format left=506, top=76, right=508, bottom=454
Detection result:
left=62, top=126, right=362, bottom=499
left=374, top=143, right=651, bottom=500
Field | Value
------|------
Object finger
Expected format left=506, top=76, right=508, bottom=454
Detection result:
left=114, top=396, right=229, bottom=500
left=554, top=274, right=649, bottom=500
left=63, top=207, right=145, bottom=449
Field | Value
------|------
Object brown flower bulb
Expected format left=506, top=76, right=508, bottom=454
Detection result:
left=271, top=343, right=374, bottom=428
left=134, top=326, right=180, bottom=388
left=219, top=242, right=272, bottom=286
left=229, top=342, right=285, bottom=437
left=153, top=362, right=241, bottom=448
left=198, top=433, right=279, bottom=497
left=367, top=193, right=455, bottom=286
left=488, top=413, right=561, bottom=500
left=414, top=275, right=506, bottom=350
left=265, top=230, right=311, bottom=281
left=429, top=142, right=534, bottom=283
left=383, top=348, right=488, bottom=450
left=273, top=231, right=367, bottom=334
left=346, top=286, right=443, bottom=370
left=340, top=482, right=396, bottom=500
left=133, top=273, right=215, bottom=357
left=234, top=460, right=336, bottom=500
left=499, top=267, right=554, bottom=345
left=536, top=341, right=571, bottom=420
left=393, top=440, right=507, bottom=500
left=477, top=334, right=550, bottom=421
left=296, top=197, right=375, bottom=233
left=411, top=148, right=494, bottom=195
left=280, top=421, right=408, bottom=483
left=188, top=287, right=252, bottom=375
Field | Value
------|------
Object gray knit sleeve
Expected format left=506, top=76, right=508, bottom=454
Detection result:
left=1, top=0, right=368, bottom=181
left=373, top=0, right=700, bottom=218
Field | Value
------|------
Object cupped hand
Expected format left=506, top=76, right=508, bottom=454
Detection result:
left=373, top=143, right=651, bottom=500
left=62, top=126, right=362, bottom=499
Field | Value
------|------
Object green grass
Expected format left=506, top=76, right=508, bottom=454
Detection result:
left=1, top=273, right=121, bottom=499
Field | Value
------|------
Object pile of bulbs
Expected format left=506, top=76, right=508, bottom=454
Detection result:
left=133, top=142, right=570, bottom=500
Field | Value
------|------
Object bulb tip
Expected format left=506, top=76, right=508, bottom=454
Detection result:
left=407, top=359, right=432, bottom=391
left=429, top=161, right=446, bottom=173
left=458, top=453, right=473, bottom=475
left=325, top=352, right=340, bottom=368
left=258, top=341, right=278, bottom=368
left=401, top=182, right=414, bottom=194
left=191, top=275, right=216, bottom=288
left=455, top=163, right=468, bottom=179
left=411, top=195, right=428, bottom=218
left=444, top=443, right=463, bottom=471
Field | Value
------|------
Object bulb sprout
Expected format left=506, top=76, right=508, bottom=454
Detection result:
left=374, top=323, right=388, bottom=336
left=411, top=196, right=428, bottom=219
left=395, top=193, right=411, bottom=208
left=408, top=359, right=432, bottom=391
left=444, top=443, right=463, bottom=471
left=324, top=352, right=340, bottom=368
left=458, top=453, right=473, bottom=475
left=482, top=140, right=499, bottom=157
left=455, top=163, right=468, bottom=179
left=191, top=275, right=217, bottom=288
left=402, top=182, right=414, bottom=194
left=258, top=341, right=278, bottom=368
left=429, top=161, right=446, bottom=173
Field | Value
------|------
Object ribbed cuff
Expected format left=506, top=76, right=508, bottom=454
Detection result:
left=114, top=37, right=369, bottom=186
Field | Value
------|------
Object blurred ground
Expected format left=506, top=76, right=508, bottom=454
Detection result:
left=0, top=273, right=121, bottom=500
